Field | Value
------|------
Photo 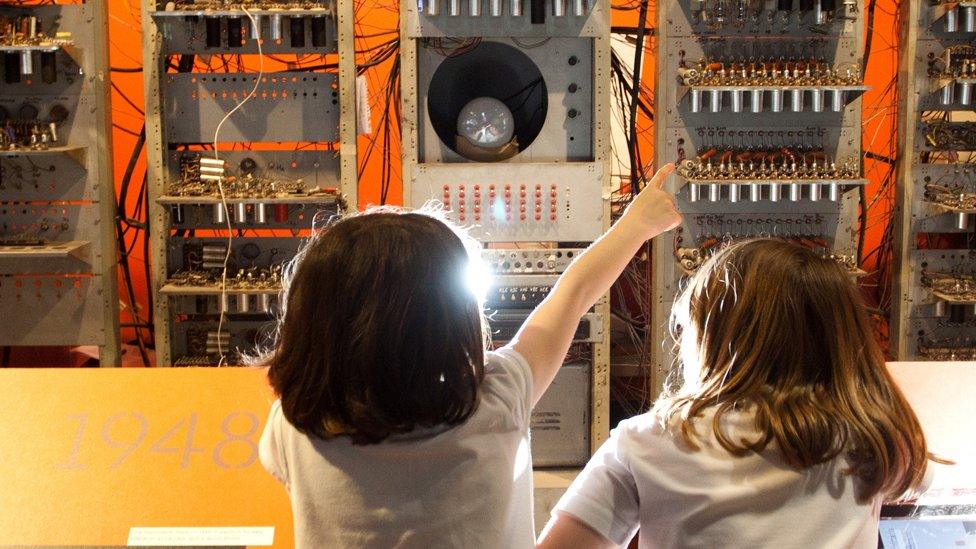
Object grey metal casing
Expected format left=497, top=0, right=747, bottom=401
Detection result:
left=400, top=0, right=613, bottom=455
left=0, top=2, right=120, bottom=363
left=653, top=0, right=865, bottom=391
left=142, top=0, right=358, bottom=366
left=892, top=2, right=976, bottom=360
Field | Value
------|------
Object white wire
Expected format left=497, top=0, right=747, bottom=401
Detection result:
left=212, top=7, right=264, bottom=366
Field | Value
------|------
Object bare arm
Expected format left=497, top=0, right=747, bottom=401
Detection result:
left=507, top=164, right=681, bottom=405
left=537, top=511, right=620, bottom=549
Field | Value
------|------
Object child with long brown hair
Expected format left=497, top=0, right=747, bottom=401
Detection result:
left=538, top=239, right=932, bottom=549
left=256, top=166, right=681, bottom=548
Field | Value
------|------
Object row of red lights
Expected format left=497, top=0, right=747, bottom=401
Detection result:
left=442, top=183, right=559, bottom=223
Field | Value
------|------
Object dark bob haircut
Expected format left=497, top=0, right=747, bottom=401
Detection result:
left=254, top=208, right=487, bottom=444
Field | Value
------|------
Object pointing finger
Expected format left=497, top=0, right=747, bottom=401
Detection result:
left=651, top=163, right=676, bottom=190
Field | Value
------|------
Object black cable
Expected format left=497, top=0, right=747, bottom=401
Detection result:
left=111, top=81, right=145, bottom=116
left=862, top=0, right=877, bottom=76
left=628, top=0, right=649, bottom=195
left=111, top=66, right=143, bottom=73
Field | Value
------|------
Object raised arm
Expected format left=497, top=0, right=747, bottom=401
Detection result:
left=506, top=163, right=681, bottom=405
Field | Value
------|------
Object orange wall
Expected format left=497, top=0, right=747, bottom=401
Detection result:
left=105, top=1, right=899, bottom=351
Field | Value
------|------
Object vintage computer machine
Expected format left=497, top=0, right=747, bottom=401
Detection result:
left=0, top=1, right=120, bottom=365
left=400, top=0, right=612, bottom=465
left=892, top=1, right=976, bottom=361
left=652, top=0, right=868, bottom=389
left=141, top=0, right=358, bottom=366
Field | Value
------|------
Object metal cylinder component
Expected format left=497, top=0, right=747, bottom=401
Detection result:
left=470, top=0, right=482, bottom=16
left=573, top=0, right=585, bottom=15
left=789, top=182, right=802, bottom=201
left=237, top=294, right=251, bottom=314
left=259, top=293, right=273, bottom=313
left=270, top=13, right=283, bottom=41
left=828, top=182, right=841, bottom=201
left=20, top=50, right=31, bottom=76
left=234, top=202, right=247, bottom=224
left=811, top=89, right=825, bottom=112
left=814, top=0, right=825, bottom=25
left=949, top=303, right=966, bottom=324
left=690, top=89, right=703, bottom=113
left=287, top=16, right=304, bottom=48
left=426, top=0, right=441, bottom=15
left=709, top=89, right=722, bottom=112
left=708, top=184, right=720, bottom=202
left=770, top=89, right=784, bottom=113
left=219, top=293, right=232, bottom=314
left=553, top=0, right=565, bottom=16
left=250, top=14, right=262, bottom=38
left=255, top=203, right=268, bottom=224
left=214, top=203, right=228, bottom=224
left=205, top=17, right=222, bottom=48
left=946, top=6, right=959, bottom=33
left=941, top=82, right=956, bottom=106
left=449, top=0, right=461, bottom=16
left=511, top=0, right=523, bottom=16
left=728, top=183, right=740, bottom=203
left=750, top=89, right=764, bottom=113
left=934, top=300, right=947, bottom=317
left=491, top=0, right=503, bottom=16
left=731, top=90, right=744, bottom=113
left=809, top=183, right=822, bottom=201
left=310, top=16, right=328, bottom=45
left=958, top=212, right=974, bottom=231
left=830, top=89, right=846, bottom=112
left=749, top=183, right=761, bottom=202
left=227, top=17, right=244, bottom=48
left=274, top=204, right=289, bottom=223
left=791, top=88, right=804, bottom=112
left=769, top=183, right=782, bottom=202
left=688, top=183, right=700, bottom=202
left=959, top=81, right=973, bottom=106
left=965, top=6, right=976, bottom=33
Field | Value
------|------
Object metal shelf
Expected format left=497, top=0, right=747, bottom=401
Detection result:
left=680, top=177, right=868, bottom=186
left=0, top=240, right=89, bottom=260
left=160, top=283, right=281, bottom=296
left=150, top=7, right=332, bottom=18
left=157, top=193, right=337, bottom=205
left=0, top=146, right=87, bottom=167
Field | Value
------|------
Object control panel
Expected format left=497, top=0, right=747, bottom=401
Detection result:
left=0, top=1, right=119, bottom=364
left=142, top=0, right=357, bottom=366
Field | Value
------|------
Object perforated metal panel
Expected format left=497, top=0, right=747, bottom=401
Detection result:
left=892, top=2, right=976, bottom=361
left=142, top=0, right=358, bottom=366
left=400, top=0, right=612, bottom=458
left=653, top=0, right=866, bottom=390
left=0, top=2, right=119, bottom=361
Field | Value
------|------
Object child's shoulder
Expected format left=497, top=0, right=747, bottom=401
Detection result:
left=478, top=348, right=533, bottom=428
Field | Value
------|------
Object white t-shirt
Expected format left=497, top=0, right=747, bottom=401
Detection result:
left=259, top=348, right=536, bottom=549
left=554, top=406, right=882, bottom=549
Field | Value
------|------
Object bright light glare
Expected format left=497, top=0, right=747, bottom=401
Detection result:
left=464, top=257, right=493, bottom=304
left=491, top=198, right=506, bottom=221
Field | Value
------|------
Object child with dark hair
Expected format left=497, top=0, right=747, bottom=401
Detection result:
left=256, top=165, right=680, bottom=548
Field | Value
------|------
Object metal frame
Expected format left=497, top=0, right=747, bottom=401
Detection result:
left=141, top=0, right=358, bottom=366
left=0, top=0, right=120, bottom=365
left=653, top=1, right=866, bottom=392
left=892, top=2, right=976, bottom=360
left=399, top=0, right=612, bottom=452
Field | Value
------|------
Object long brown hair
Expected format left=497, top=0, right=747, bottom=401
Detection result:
left=253, top=207, right=487, bottom=444
left=658, top=239, right=928, bottom=501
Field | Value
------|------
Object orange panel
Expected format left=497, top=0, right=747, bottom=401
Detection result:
left=0, top=367, right=292, bottom=547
